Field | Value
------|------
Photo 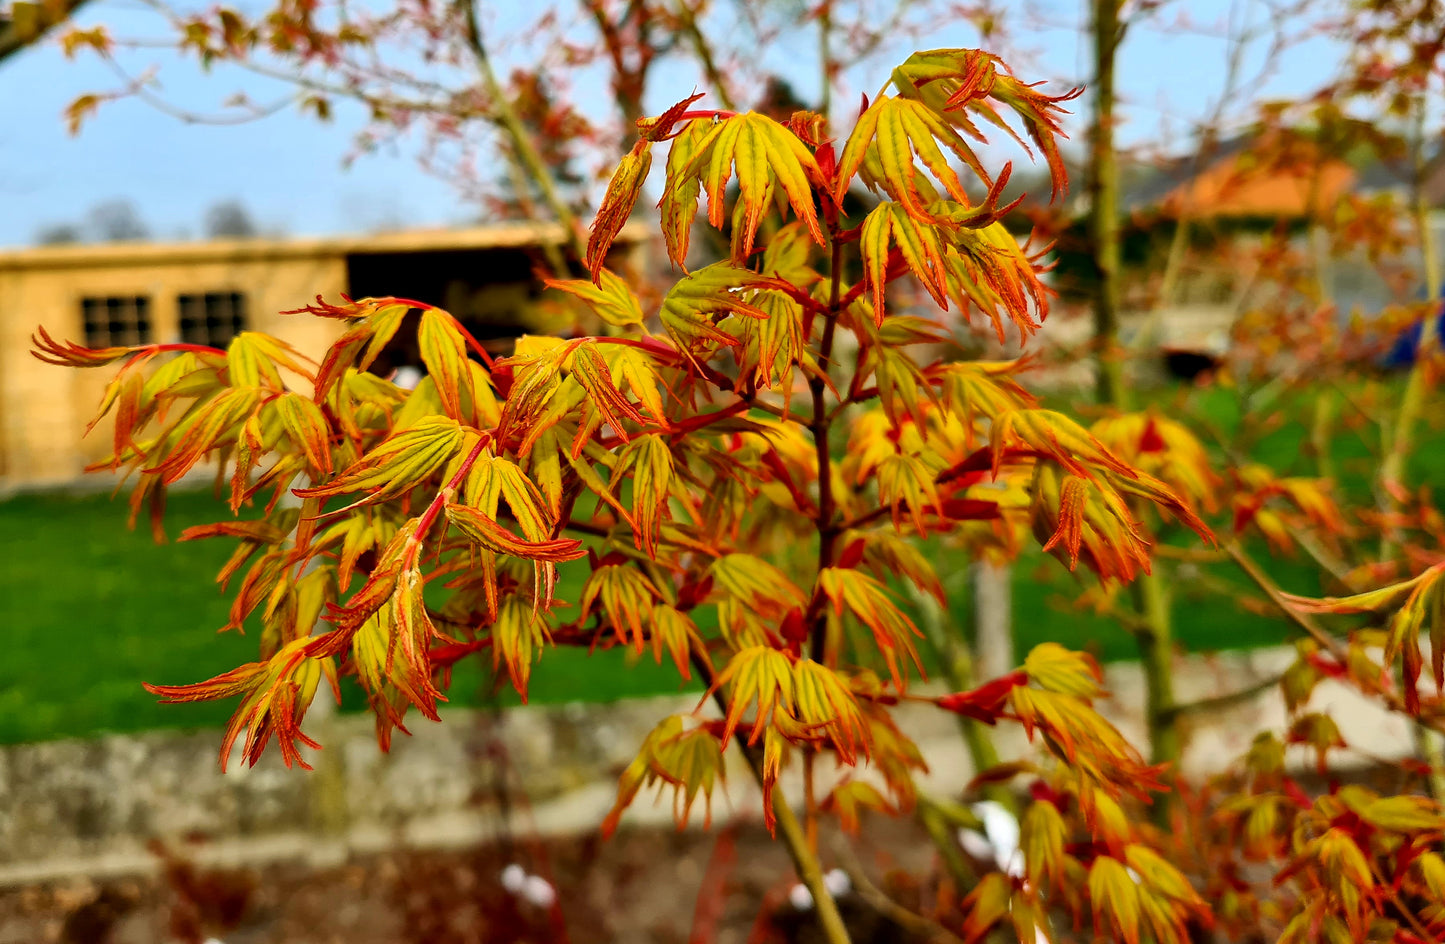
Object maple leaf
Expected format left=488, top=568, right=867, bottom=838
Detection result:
left=708, top=553, right=808, bottom=619
left=1020, top=799, right=1068, bottom=889
left=416, top=307, right=480, bottom=423
left=146, top=637, right=335, bottom=771
left=707, top=645, right=795, bottom=746
left=489, top=598, right=550, bottom=701
left=649, top=605, right=699, bottom=680
left=1093, top=412, right=1219, bottom=513
left=1030, top=463, right=1152, bottom=583
left=458, top=453, right=565, bottom=608
left=306, top=299, right=412, bottom=401
left=659, top=262, right=777, bottom=351
left=657, top=118, right=713, bottom=268
left=296, top=416, right=466, bottom=511
left=991, top=408, right=1135, bottom=480
left=271, top=393, right=334, bottom=477
left=790, top=659, right=870, bottom=763
left=858, top=201, right=950, bottom=321
left=445, top=503, right=584, bottom=562
left=602, top=715, right=726, bottom=837
left=663, top=112, right=826, bottom=262
left=893, top=48, right=1081, bottom=200
left=617, top=434, right=675, bottom=558
left=936, top=670, right=1028, bottom=723
left=151, top=386, right=265, bottom=485
left=960, top=873, right=1011, bottom=944
left=1283, top=562, right=1445, bottom=711
left=943, top=223, right=1050, bottom=340
left=581, top=563, right=661, bottom=651
left=931, top=359, right=1037, bottom=426
left=546, top=268, right=646, bottom=327
left=820, top=780, right=892, bottom=834
left=1089, top=856, right=1143, bottom=944
left=31, top=324, right=146, bottom=367
left=835, top=95, right=989, bottom=215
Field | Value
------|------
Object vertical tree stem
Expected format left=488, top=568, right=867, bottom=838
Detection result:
left=675, top=0, right=737, bottom=112
left=801, top=230, right=847, bottom=862
left=818, top=1, right=833, bottom=120
left=1087, top=0, right=1181, bottom=789
left=908, top=582, right=1016, bottom=815
left=1088, top=0, right=1127, bottom=409
left=1131, top=573, right=1179, bottom=769
left=739, top=746, right=853, bottom=944
left=462, top=0, right=583, bottom=277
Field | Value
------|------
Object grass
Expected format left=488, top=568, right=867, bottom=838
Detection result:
left=0, top=488, right=690, bottom=744
left=3, top=376, right=1440, bottom=744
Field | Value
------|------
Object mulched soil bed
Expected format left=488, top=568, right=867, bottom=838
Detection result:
left=0, top=819, right=944, bottom=944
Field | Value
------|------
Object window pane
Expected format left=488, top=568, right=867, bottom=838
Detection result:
left=80, top=295, right=152, bottom=347
left=174, top=291, right=247, bottom=346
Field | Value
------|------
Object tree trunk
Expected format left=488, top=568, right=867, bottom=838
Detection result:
left=1088, top=0, right=1127, bottom=408
left=969, top=560, right=1013, bottom=682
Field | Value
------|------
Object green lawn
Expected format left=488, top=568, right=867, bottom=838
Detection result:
left=0, top=488, right=694, bottom=743
left=2, top=376, right=1438, bottom=744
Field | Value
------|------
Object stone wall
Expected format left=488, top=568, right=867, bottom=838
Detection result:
left=0, top=646, right=1413, bottom=886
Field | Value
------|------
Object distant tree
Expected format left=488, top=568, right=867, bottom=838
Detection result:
left=87, top=199, right=149, bottom=242
left=203, top=200, right=258, bottom=239
left=34, top=223, right=82, bottom=245
left=754, top=74, right=812, bottom=121
left=489, top=70, right=590, bottom=222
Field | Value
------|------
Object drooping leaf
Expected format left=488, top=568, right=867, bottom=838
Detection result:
left=817, top=568, right=923, bottom=689
left=602, top=714, right=725, bottom=836
left=658, top=118, right=713, bottom=268
left=618, top=434, right=675, bottom=558
left=547, top=268, right=646, bottom=328
left=791, top=659, right=870, bottom=763
left=587, top=140, right=653, bottom=281
left=417, top=307, right=479, bottom=422
left=707, top=645, right=795, bottom=746
left=490, top=598, right=550, bottom=700
left=145, top=637, right=332, bottom=771
left=1088, top=856, right=1142, bottom=944
left=660, top=262, right=777, bottom=351
left=892, top=48, right=1081, bottom=200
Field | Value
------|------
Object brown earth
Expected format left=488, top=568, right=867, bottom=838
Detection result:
left=0, top=819, right=952, bottom=944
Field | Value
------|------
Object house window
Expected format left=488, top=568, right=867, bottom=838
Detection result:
left=81, top=296, right=153, bottom=347
left=178, top=291, right=248, bottom=347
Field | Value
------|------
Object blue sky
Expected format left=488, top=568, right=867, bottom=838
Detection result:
left=0, top=0, right=1347, bottom=247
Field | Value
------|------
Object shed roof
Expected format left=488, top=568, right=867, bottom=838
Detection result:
left=0, top=221, right=648, bottom=272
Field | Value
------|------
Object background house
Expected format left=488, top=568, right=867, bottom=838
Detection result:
left=1006, top=131, right=1445, bottom=379
left=0, top=222, right=646, bottom=489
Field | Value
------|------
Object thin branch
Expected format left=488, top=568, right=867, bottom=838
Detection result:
left=1162, top=671, right=1285, bottom=722
left=830, top=834, right=967, bottom=944
left=1224, top=541, right=1445, bottom=735
left=689, top=648, right=853, bottom=944
left=1224, top=541, right=1344, bottom=655
left=673, top=0, right=736, bottom=111
left=460, top=0, right=583, bottom=277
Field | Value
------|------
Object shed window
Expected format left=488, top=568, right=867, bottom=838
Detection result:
left=81, top=296, right=153, bottom=347
left=178, top=291, right=248, bottom=348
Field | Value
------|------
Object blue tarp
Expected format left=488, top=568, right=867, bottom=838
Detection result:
left=1382, top=308, right=1445, bottom=368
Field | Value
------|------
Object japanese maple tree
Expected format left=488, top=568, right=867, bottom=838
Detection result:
left=33, top=42, right=1445, bottom=944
